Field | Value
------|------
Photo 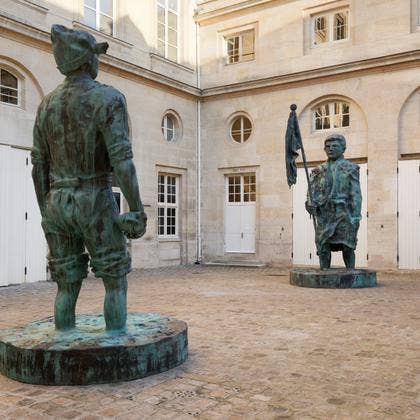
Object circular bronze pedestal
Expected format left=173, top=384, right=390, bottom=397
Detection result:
left=290, top=268, right=377, bottom=289
left=0, top=313, right=188, bottom=385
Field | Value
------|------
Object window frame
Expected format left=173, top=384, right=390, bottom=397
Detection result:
left=311, top=8, right=349, bottom=47
left=0, top=68, right=20, bottom=107
left=226, top=174, right=256, bottom=205
left=83, top=0, right=116, bottom=37
left=161, top=110, right=182, bottom=143
left=230, top=115, right=253, bottom=144
left=418, top=0, right=420, bottom=26
left=157, top=0, right=179, bottom=62
left=224, top=29, right=255, bottom=65
left=157, top=174, right=179, bottom=239
left=312, top=101, right=350, bottom=132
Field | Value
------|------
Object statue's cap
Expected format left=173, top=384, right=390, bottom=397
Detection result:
left=51, top=25, right=109, bottom=75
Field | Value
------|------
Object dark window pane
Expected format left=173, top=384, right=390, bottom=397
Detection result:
left=1, top=70, right=17, bottom=89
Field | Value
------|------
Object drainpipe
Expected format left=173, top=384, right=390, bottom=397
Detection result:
left=195, top=20, right=202, bottom=264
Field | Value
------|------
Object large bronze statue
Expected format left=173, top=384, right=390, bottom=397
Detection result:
left=305, top=134, right=361, bottom=269
left=31, top=25, right=147, bottom=331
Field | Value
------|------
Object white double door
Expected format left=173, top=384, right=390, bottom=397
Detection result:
left=224, top=174, right=256, bottom=253
left=292, top=164, right=368, bottom=267
left=398, top=160, right=420, bottom=269
left=0, top=144, right=48, bottom=286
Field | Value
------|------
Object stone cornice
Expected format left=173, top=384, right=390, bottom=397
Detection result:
left=201, top=49, right=420, bottom=100
left=0, top=12, right=200, bottom=99
left=195, top=0, right=279, bottom=24
left=1, top=11, right=419, bottom=102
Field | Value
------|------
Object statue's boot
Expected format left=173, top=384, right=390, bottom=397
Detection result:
left=319, top=251, right=331, bottom=270
left=103, top=275, right=128, bottom=332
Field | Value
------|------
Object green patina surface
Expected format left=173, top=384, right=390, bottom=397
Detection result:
left=31, top=24, right=147, bottom=332
left=307, top=135, right=362, bottom=270
left=290, top=268, right=377, bottom=289
left=0, top=313, right=188, bottom=385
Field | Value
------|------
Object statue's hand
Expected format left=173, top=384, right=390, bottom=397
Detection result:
left=305, top=201, right=318, bottom=215
left=117, top=211, right=147, bottom=239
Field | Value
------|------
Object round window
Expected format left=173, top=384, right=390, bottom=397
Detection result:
left=230, top=116, right=252, bottom=143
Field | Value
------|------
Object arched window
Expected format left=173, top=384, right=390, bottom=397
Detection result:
left=230, top=115, right=252, bottom=143
left=313, top=101, right=349, bottom=130
left=161, top=111, right=181, bottom=142
left=0, top=69, right=18, bottom=105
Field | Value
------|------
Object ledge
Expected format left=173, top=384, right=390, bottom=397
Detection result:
left=195, top=0, right=277, bottom=24
left=150, top=53, right=195, bottom=74
left=13, top=0, right=48, bottom=14
left=0, top=13, right=200, bottom=99
left=201, top=49, right=420, bottom=99
left=72, top=21, right=134, bottom=49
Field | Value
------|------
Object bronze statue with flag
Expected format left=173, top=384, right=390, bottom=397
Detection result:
left=285, top=104, right=362, bottom=270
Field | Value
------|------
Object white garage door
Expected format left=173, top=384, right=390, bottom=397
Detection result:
left=0, top=144, right=48, bottom=286
left=293, top=164, right=368, bottom=267
left=398, top=160, right=420, bottom=269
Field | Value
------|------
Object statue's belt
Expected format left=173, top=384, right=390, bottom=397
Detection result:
left=50, top=174, right=112, bottom=189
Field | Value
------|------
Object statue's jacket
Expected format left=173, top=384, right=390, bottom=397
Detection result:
left=309, top=157, right=362, bottom=252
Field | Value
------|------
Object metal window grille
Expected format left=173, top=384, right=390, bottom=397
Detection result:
left=84, top=0, right=114, bottom=36
left=157, top=0, right=178, bottom=61
left=0, top=69, right=18, bottom=105
left=157, top=174, right=179, bottom=237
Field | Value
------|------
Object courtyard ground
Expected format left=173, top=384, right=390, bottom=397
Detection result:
left=0, top=265, right=419, bottom=419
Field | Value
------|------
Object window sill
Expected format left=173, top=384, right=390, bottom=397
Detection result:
left=310, top=39, right=350, bottom=49
left=150, top=53, right=195, bottom=74
left=158, top=237, right=181, bottom=242
left=311, top=126, right=350, bottom=135
left=224, top=58, right=255, bottom=66
left=72, top=21, right=133, bottom=49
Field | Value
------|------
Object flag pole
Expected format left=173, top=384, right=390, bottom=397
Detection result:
left=289, top=104, right=317, bottom=235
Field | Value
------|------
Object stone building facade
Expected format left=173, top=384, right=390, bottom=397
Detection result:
left=0, top=0, right=419, bottom=285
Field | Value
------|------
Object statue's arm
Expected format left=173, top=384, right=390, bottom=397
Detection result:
left=101, top=93, right=144, bottom=212
left=113, top=159, right=144, bottom=213
left=31, top=113, right=50, bottom=217
left=349, top=166, right=362, bottom=221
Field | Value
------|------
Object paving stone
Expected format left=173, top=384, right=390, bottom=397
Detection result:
left=0, top=266, right=418, bottom=418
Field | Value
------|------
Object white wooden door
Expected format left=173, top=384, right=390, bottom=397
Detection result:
left=398, top=160, right=420, bottom=269
left=225, top=174, right=256, bottom=253
left=0, top=144, right=48, bottom=286
left=293, top=163, right=368, bottom=267
left=25, top=157, right=48, bottom=283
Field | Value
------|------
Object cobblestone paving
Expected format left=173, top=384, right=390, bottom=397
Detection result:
left=0, top=265, right=419, bottom=419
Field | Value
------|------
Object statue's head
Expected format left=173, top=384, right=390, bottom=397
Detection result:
left=51, top=25, right=108, bottom=79
left=324, top=134, right=346, bottom=161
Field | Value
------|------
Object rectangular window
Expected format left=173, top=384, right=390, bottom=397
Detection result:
left=157, top=0, right=178, bottom=62
left=225, top=30, right=255, bottom=64
left=312, top=9, right=348, bottom=46
left=227, top=174, right=256, bottom=203
left=158, top=174, right=179, bottom=237
left=84, top=0, right=114, bottom=36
